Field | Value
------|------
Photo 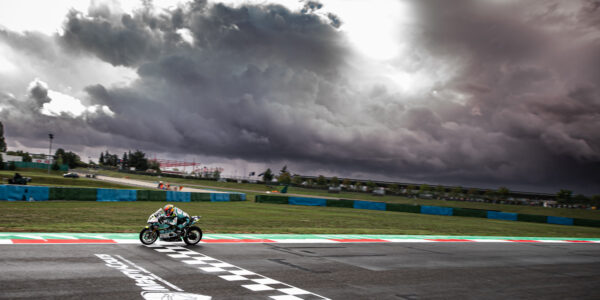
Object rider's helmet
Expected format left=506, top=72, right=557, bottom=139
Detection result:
left=163, top=204, right=174, bottom=216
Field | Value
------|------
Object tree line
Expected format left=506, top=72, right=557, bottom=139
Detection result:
left=259, top=166, right=600, bottom=207
left=98, top=150, right=160, bottom=172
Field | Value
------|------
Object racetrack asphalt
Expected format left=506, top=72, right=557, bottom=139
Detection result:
left=1, top=242, right=599, bottom=299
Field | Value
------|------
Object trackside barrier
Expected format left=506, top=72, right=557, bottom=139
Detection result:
left=487, top=211, right=518, bottom=221
left=421, top=205, right=453, bottom=216
left=517, top=213, right=547, bottom=223
left=0, top=185, right=245, bottom=203
left=1, top=185, right=49, bottom=201
left=229, top=193, right=246, bottom=201
left=167, top=191, right=191, bottom=202
left=97, top=189, right=137, bottom=202
left=254, top=194, right=600, bottom=228
left=547, top=216, right=574, bottom=226
left=289, top=197, right=326, bottom=206
left=51, top=187, right=97, bottom=201
left=137, top=190, right=166, bottom=201
left=354, top=200, right=386, bottom=211
left=255, top=195, right=289, bottom=204
left=210, top=193, right=230, bottom=202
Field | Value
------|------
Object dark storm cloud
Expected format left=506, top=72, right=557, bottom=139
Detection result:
left=1, top=0, right=599, bottom=194
left=403, top=0, right=600, bottom=192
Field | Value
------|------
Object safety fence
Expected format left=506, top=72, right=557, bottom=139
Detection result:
left=255, top=195, right=600, bottom=228
left=0, top=185, right=246, bottom=202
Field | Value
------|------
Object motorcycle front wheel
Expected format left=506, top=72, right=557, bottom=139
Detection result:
left=139, top=228, right=158, bottom=245
left=183, top=226, right=203, bottom=245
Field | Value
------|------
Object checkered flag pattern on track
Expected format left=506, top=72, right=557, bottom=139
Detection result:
left=147, top=244, right=329, bottom=300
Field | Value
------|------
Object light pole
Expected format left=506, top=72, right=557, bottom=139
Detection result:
left=47, top=133, right=53, bottom=174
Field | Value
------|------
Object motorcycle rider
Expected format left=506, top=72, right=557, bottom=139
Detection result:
left=152, top=204, right=191, bottom=234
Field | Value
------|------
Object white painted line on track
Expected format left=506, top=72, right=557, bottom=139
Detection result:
left=14, top=234, right=45, bottom=240
left=112, top=239, right=139, bottom=244
left=147, top=245, right=330, bottom=299
left=43, top=234, right=78, bottom=239
left=116, top=255, right=184, bottom=292
left=384, top=239, right=436, bottom=243
left=0, top=240, right=13, bottom=244
left=469, top=239, right=512, bottom=243
left=269, top=239, right=338, bottom=243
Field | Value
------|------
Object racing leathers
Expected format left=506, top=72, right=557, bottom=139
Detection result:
left=152, top=206, right=191, bottom=232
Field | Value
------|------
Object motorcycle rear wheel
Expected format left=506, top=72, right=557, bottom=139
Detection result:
left=183, top=226, right=203, bottom=245
left=139, top=228, right=158, bottom=245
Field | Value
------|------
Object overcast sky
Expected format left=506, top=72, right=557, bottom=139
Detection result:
left=0, top=0, right=599, bottom=194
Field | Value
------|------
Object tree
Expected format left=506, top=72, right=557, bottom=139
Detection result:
left=355, top=181, right=364, bottom=191
left=278, top=172, right=291, bottom=184
left=342, top=178, right=351, bottom=187
left=292, top=175, right=302, bottom=185
left=0, top=121, right=6, bottom=152
left=450, top=186, right=463, bottom=197
left=55, top=148, right=66, bottom=161
left=8, top=161, right=16, bottom=170
left=122, top=152, right=129, bottom=169
left=484, top=189, right=496, bottom=201
left=419, top=184, right=431, bottom=194
left=56, top=149, right=83, bottom=169
left=435, top=185, right=446, bottom=196
left=7, top=150, right=32, bottom=162
left=573, top=194, right=589, bottom=205
left=556, top=189, right=573, bottom=204
left=406, top=185, right=416, bottom=194
left=212, top=169, right=221, bottom=180
left=21, top=152, right=32, bottom=162
left=56, top=153, right=64, bottom=166
left=0, top=153, right=3, bottom=169
left=366, top=181, right=376, bottom=191
left=316, top=175, right=327, bottom=186
left=467, top=188, right=478, bottom=199
left=129, top=150, right=148, bottom=171
left=388, top=184, right=400, bottom=194
left=280, top=165, right=288, bottom=175
left=262, top=168, right=273, bottom=182
left=331, top=176, right=339, bottom=186
left=497, top=187, right=510, bottom=200
left=590, top=195, right=600, bottom=207
left=148, top=160, right=160, bottom=173
left=99, top=152, right=105, bottom=165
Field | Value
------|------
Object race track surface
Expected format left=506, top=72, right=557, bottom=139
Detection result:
left=1, top=241, right=600, bottom=299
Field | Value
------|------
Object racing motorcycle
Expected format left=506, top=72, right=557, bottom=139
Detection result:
left=139, top=214, right=203, bottom=246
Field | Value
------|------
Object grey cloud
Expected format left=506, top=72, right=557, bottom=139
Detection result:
left=1, top=0, right=599, bottom=194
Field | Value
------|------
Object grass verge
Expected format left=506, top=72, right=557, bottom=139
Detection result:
left=1, top=169, right=145, bottom=190
left=1, top=201, right=599, bottom=237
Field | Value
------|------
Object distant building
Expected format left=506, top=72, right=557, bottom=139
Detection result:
left=1, top=154, right=23, bottom=162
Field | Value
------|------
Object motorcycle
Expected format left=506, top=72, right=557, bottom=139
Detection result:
left=139, top=214, right=203, bottom=246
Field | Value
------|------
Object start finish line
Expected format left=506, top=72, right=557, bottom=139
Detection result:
left=0, top=233, right=599, bottom=244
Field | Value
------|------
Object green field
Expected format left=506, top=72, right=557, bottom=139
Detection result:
left=1, top=169, right=143, bottom=189
left=86, top=169, right=600, bottom=220
left=1, top=168, right=599, bottom=237
left=1, top=201, right=600, bottom=237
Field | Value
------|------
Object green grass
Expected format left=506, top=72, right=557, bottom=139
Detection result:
left=86, top=169, right=600, bottom=220
left=1, top=201, right=599, bottom=237
left=0, top=169, right=143, bottom=189
left=3, top=168, right=598, bottom=237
